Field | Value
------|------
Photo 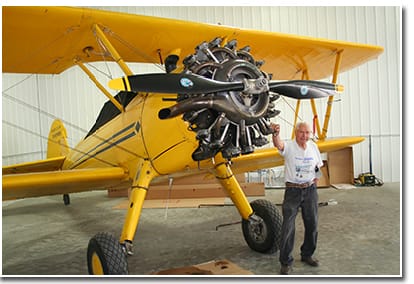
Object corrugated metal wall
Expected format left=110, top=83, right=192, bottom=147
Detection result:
left=2, top=6, right=401, bottom=182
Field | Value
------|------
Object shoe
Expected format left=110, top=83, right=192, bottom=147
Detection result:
left=301, top=256, right=319, bottom=267
left=280, top=264, right=292, bottom=275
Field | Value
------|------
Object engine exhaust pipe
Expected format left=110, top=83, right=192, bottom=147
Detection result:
left=158, top=94, right=269, bottom=124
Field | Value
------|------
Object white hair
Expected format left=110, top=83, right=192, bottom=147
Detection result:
left=295, top=121, right=311, bottom=131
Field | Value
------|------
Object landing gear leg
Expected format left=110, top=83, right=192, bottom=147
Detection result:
left=87, top=160, right=158, bottom=275
left=214, top=162, right=253, bottom=220
left=119, top=161, right=158, bottom=254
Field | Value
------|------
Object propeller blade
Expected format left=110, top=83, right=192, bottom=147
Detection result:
left=109, top=73, right=343, bottom=100
left=268, top=80, right=343, bottom=99
left=108, top=73, right=243, bottom=94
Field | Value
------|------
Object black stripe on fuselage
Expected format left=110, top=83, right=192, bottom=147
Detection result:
left=71, top=122, right=137, bottom=169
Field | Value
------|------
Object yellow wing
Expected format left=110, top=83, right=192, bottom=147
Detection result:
left=230, top=136, right=364, bottom=174
left=3, top=6, right=383, bottom=79
left=2, top=166, right=130, bottom=201
left=2, top=156, right=66, bottom=175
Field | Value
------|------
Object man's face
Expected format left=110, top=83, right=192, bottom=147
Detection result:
left=295, top=125, right=311, bottom=145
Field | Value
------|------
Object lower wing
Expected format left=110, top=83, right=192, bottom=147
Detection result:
left=2, top=136, right=363, bottom=200
left=230, top=136, right=364, bottom=174
left=2, top=166, right=129, bottom=201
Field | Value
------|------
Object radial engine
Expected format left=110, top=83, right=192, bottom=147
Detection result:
left=158, top=38, right=281, bottom=161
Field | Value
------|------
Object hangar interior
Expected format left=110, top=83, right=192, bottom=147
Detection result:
left=2, top=6, right=401, bottom=276
left=3, top=6, right=400, bottom=182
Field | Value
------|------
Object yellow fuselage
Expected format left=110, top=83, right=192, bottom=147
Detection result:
left=63, top=94, right=211, bottom=182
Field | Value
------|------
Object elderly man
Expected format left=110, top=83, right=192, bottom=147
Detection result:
left=271, top=122, right=323, bottom=275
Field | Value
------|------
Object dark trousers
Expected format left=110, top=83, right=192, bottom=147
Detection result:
left=279, top=183, right=318, bottom=266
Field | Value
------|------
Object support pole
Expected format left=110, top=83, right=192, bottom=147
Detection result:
left=320, top=50, right=343, bottom=140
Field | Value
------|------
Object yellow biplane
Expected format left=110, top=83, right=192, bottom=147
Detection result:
left=2, top=6, right=383, bottom=274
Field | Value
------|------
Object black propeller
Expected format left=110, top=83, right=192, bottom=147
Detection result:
left=268, top=80, right=344, bottom=99
left=109, top=73, right=243, bottom=94
left=108, top=73, right=343, bottom=99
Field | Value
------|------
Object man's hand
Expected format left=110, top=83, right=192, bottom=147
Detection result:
left=270, top=123, right=280, bottom=136
left=270, top=123, right=284, bottom=151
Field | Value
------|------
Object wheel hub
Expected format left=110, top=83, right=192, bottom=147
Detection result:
left=91, top=252, right=104, bottom=275
left=247, top=214, right=267, bottom=243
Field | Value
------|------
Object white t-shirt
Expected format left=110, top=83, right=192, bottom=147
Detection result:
left=280, top=139, right=323, bottom=184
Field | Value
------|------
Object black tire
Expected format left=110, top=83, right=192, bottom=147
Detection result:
left=87, top=232, right=128, bottom=275
left=63, top=194, right=70, bottom=206
left=242, top=199, right=282, bottom=254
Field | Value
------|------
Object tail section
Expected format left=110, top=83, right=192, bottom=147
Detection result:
left=47, top=119, right=69, bottom=158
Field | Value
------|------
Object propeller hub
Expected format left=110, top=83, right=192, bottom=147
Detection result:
left=211, top=59, right=270, bottom=125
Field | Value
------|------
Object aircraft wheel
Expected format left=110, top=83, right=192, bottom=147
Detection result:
left=241, top=199, right=282, bottom=253
left=87, top=232, right=128, bottom=275
left=63, top=194, right=70, bottom=205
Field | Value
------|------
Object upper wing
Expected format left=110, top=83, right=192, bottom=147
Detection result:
left=230, top=136, right=365, bottom=174
left=2, top=161, right=130, bottom=201
left=3, top=6, right=383, bottom=79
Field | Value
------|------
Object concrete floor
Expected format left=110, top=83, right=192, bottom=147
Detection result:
left=2, top=182, right=401, bottom=277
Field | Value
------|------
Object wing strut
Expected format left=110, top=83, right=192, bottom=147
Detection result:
left=308, top=69, right=323, bottom=138
left=75, top=59, right=125, bottom=113
left=93, top=24, right=133, bottom=76
left=73, top=24, right=138, bottom=113
left=291, top=70, right=307, bottom=139
left=320, top=50, right=343, bottom=140
left=290, top=50, right=344, bottom=140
